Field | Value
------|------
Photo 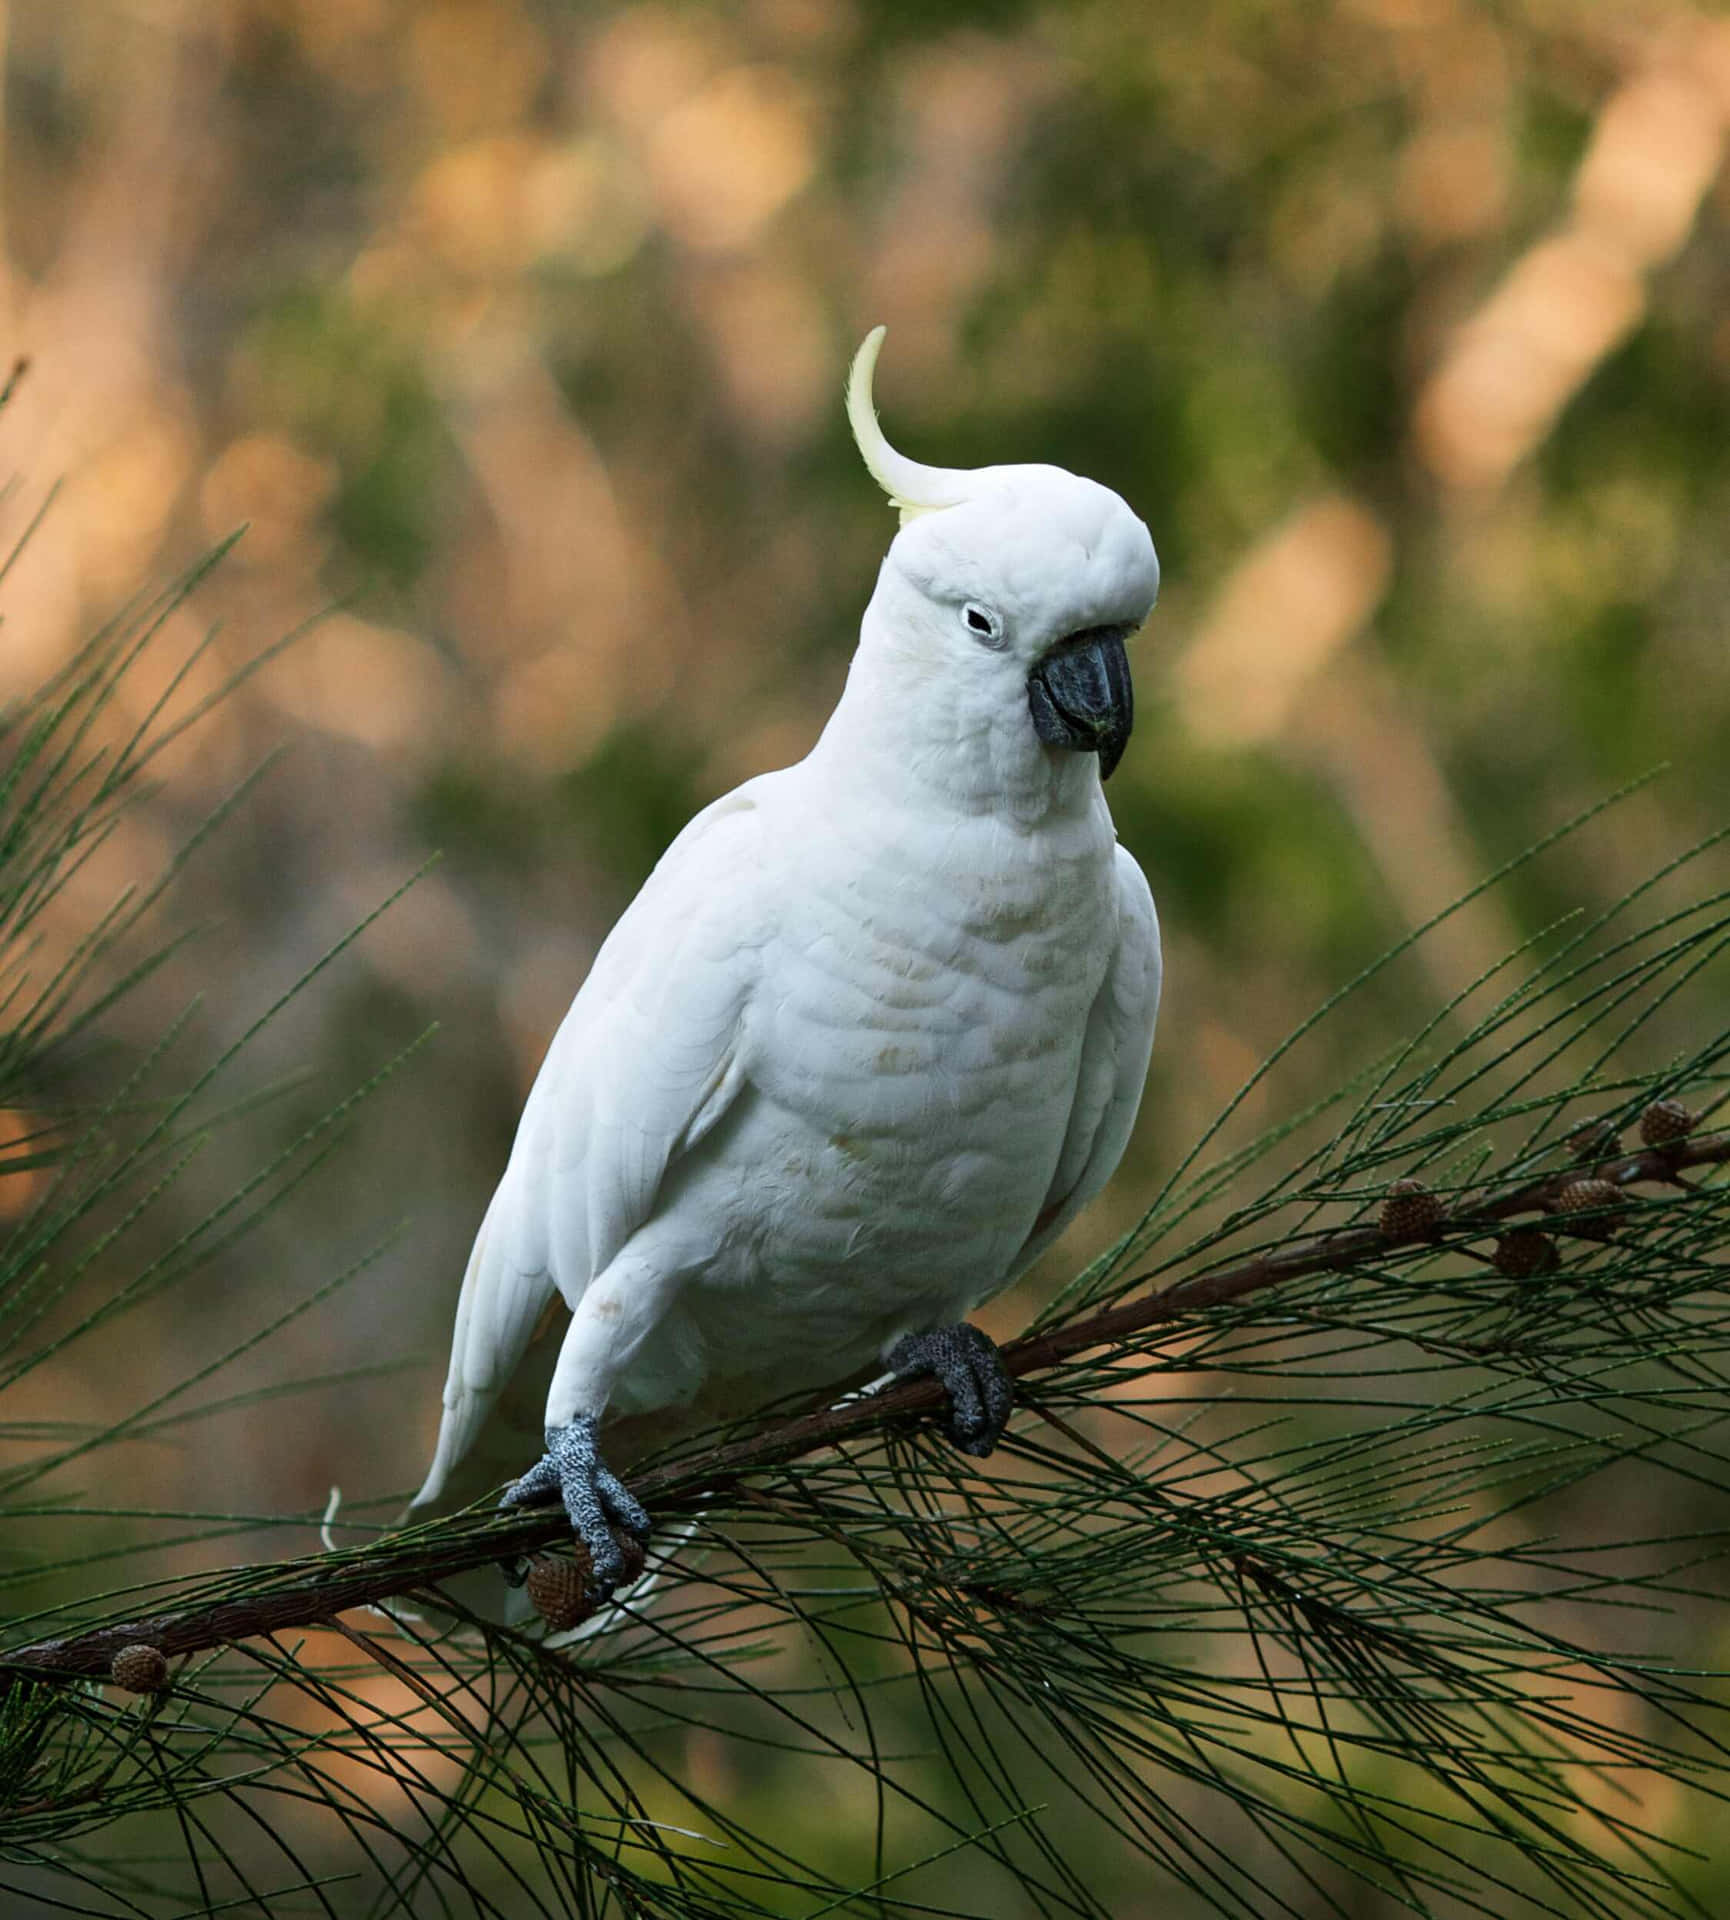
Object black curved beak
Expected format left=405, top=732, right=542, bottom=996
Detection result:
left=1027, top=625, right=1135, bottom=780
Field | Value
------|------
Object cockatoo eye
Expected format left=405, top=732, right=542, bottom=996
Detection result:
left=961, top=602, right=1005, bottom=650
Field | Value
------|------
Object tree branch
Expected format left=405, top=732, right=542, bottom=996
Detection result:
left=7, top=1131, right=1727, bottom=1684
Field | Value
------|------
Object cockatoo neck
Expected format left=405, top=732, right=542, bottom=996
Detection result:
left=811, top=584, right=1106, bottom=830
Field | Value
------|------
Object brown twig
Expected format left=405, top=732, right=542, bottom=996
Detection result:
left=6, top=1131, right=1726, bottom=1685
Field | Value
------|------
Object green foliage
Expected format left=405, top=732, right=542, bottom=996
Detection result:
left=557, top=724, right=715, bottom=895
left=236, top=287, right=451, bottom=590
left=0, top=531, right=434, bottom=1908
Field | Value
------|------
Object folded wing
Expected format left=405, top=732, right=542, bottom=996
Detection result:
left=412, top=783, right=768, bottom=1508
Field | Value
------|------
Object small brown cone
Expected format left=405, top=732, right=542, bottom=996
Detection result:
left=1550, top=1177, right=1624, bottom=1237
left=615, top=1534, right=648, bottom=1589
left=1639, top=1099, right=1695, bottom=1148
left=1493, top=1229, right=1560, bottom=1279
left=1565, top=1118, right=1620, bottom=1163
left=110, top=1644, right=169, bottom=1694
left=525, top=1555, right=590, bottom=1633
left=1379, top=1179, right=1444, bottom=1239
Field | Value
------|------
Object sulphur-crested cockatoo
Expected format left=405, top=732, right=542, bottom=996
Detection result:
left=413, top=328, right=1162, bottom=1595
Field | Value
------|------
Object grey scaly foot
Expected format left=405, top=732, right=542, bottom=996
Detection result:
left=499, top=1414, right=651, bottom=1599
left=888, top=1322, right=1015, bottom=1458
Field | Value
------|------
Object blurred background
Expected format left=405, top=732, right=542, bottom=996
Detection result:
left=2, top=0, right=1729, bottom=1909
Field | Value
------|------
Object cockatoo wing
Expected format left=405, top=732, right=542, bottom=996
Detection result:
left=412, top=782, right=767, bottom=1508
left=1010, top=843, right=1161, bottom=1281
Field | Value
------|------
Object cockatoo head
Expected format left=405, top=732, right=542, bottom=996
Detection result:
left=847, top=327, right=1159, bottom=782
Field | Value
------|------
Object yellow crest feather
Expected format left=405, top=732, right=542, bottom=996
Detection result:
left=845, top=326, right=964, bottom=524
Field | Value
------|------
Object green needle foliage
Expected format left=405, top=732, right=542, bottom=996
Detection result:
left=0, top=515, right=433, bottom=1912
left=2, top=546, right=1729, bottom=1916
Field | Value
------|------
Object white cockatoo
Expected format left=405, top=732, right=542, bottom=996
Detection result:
left=413, top=328, right=1163, bottom=1594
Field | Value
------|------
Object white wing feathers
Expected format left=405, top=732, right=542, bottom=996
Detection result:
left=1010, top=844, right=1161, bottom=1281
left=412, top=785, right=766, bottom=1509
left=410, top=1176, right=547, bottom=1509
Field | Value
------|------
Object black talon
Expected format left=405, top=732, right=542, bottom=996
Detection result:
left=500, top=1414, right=651, bottom=1599
left=888, top=1323, right=1015, bottom=1458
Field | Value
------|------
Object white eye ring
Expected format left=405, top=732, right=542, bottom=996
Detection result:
left=961, top=602, right=1005, bottom=649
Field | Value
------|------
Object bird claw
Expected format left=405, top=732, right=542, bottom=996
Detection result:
left=888, top=1322, right=1014, bottom=1458
left=499, top=1414, right=651, bottom=1599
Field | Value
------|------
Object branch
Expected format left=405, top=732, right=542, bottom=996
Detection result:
left=7, top=1131, right=1727, bottom=1684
